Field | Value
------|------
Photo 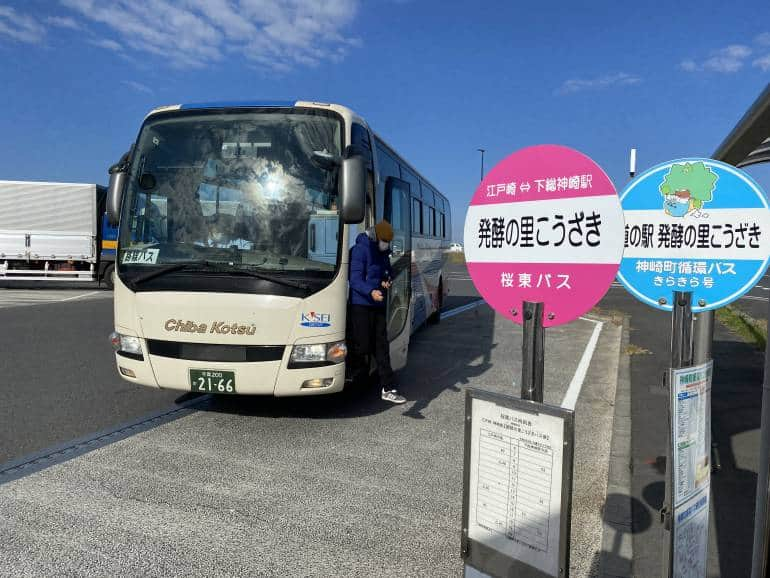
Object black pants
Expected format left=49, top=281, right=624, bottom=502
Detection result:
left=348, top=304, right=395, bottom=387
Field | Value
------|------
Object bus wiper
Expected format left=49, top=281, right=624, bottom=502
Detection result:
left=129, top=262, right=190, bottom=285
left=197, top=261, right=310, bottom=291
left=128, top=260, right=309, bottom=291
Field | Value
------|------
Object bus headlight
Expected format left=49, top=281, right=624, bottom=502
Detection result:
left=290, top=341, right=347, bottom=365
left=109, top=332, right=143, bottom=356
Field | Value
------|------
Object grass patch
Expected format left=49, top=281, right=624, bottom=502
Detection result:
left=447, top=252, right=466, bottom=265
left=716, top=305, right=767, bottom=351
left=588, top=306, right=626, bottom=326
left=625, top=344, right=652, bottom=356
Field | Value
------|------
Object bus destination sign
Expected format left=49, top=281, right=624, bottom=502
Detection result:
left=464, top=144, right=624, bottom=327
left=617, top=158, right=770, bottom=312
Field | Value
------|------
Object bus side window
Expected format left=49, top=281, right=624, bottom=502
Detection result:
left=352, top=123, right=374, bottom=225
left=412, top=198, right=423, bottom=234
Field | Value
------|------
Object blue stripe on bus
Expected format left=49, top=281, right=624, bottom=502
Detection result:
left=101, top=249, right=116, bottom=256
left=179, top=101, right=296, bottom=110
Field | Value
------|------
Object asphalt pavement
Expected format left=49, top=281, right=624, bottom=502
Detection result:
left=599, top=284, right=767, bottom=578
left=0, top=287, right=181, bottom=464
left=0, top=263, right=625, bottom=577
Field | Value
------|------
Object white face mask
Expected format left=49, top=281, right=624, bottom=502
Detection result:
left=378, top=240, right=390, bottom=252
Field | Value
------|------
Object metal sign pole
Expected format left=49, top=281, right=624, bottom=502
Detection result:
left=694, top=309, right=720, bottom=473
left=692, top=310, right=714, bottom=364
left=752, top=295, right=770, bottom=578
left=521, top=301, right=545, bottom=403
left=662, top=291, right=693, bottom=577
left=671, top=291, right=693, bottom=369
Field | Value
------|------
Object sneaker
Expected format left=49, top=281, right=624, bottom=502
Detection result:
left=381, top=388, right=407, bottom=404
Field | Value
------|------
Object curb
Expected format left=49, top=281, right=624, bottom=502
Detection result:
left=0, top=394, right=210, bottom=486
left=599, top=316, right=634, bottom=577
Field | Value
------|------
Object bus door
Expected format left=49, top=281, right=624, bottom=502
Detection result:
left=384, top=177, right=412, bottom=370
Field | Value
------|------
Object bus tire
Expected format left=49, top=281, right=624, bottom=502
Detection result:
left=102, top=263, right=115, bottom=290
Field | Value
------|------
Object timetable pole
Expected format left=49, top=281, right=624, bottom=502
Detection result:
left=521, top=301, right=545, bottom=403
left=671, top=291, right=693, bottom=370
left=662, top=291, right=693, bottom=577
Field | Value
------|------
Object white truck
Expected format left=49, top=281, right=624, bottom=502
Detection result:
left=0, top=180, right=117, bottom=285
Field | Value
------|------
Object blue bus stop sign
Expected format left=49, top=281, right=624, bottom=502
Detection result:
left=618, top=158, right=770, bottom=312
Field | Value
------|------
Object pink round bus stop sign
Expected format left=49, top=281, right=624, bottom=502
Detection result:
left=463, top=144, right=624, bottom=327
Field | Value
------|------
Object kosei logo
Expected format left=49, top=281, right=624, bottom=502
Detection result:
left=301, top=311, right=331, bottom=328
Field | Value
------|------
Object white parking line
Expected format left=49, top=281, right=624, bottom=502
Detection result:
left=561, top=316, right=604, bottom=411
left=0, top=290, right=109, bottom=310
left=742, top=295, right=769, bottom=302
left=440, top=299, right=485, bottom=320
left=59, top=291, right=102, bottom=302
left=441, top=300, right=604, bottom=411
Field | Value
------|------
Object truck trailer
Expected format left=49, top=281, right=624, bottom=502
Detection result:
left=0, top=180, right=118, bottom=286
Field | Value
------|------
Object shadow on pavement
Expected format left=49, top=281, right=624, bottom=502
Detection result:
left=642, top=480, right=665, bottom=511
left=401, top=303, right=495, bottom=419
left=596, top=492, right=653, bottom=576
left=709, top=337, right=764, bottom=578
left=199, top=305, right=496, bottom=421
left=196, top=378, right=390, bottom=420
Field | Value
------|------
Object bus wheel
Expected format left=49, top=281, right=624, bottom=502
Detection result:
left=102, top=264, right=115, bottom=290
left=427, top=280, right=443, bottom=325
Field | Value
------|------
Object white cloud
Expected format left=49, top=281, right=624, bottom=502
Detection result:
left=681, top=44, right=752, bottom=73
left=121, top=79, right=153, bottom=94
left=756, top=32, right=770, bottom=46
left=61, top=0, right=360, bottom=69
left=45, top=15, right=81, bottom=30
left=754, top=54, right=770, bottom=72
left=89, top=37, right=123, bottom=52
left=556, top=72, right=641, bottom=95
left=703, top=44, right=751, bottom=72
left=0, top=5, right=46, bottom=44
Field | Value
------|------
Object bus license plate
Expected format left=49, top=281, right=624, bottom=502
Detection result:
left=189, top=370, right=236, bottom=394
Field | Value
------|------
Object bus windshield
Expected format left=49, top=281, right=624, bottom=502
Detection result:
left=118, top=109, right=343, bottom=280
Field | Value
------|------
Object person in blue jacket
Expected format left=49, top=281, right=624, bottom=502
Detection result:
left=348, top=220, right=406, bottom=404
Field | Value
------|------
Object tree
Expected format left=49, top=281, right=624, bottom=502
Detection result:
left=659, top=162, right=718, bottom=210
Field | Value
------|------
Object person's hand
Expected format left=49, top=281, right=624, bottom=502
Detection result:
left=371, top=289, right=384, bottom=302
left=381, top=280, right=392, bottom=290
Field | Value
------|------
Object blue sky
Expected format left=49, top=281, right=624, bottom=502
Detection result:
left=1, top=0, right=769, bottom=241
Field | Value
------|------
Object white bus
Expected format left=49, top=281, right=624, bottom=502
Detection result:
left=106, top=101, right=451, bottom=396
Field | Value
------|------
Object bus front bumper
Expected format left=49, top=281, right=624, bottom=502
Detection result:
left=113, top=351, right=346, bottom=396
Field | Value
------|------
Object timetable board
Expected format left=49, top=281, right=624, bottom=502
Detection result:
left=462, top=389, right=575, bottom=578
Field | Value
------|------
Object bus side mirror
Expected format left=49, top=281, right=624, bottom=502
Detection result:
left=107, top=153, right=130, bottom=226
left=339, top=155, right=365, bottom=224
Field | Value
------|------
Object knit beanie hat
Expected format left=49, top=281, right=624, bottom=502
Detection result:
left=374, top=220, right=394, bottom=242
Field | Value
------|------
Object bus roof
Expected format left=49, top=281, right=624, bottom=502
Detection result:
left=179, top=100, right=297, bottom=110
left=146, top=101, right=360, bottom=118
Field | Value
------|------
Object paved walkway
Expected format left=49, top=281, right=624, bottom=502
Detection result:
left=0, top=303, right=624, bottom=577
left=600, top=286, right=766, bottom=577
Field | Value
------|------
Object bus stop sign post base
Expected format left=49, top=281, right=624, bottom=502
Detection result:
left=521, top=301, right=545, bottom=403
